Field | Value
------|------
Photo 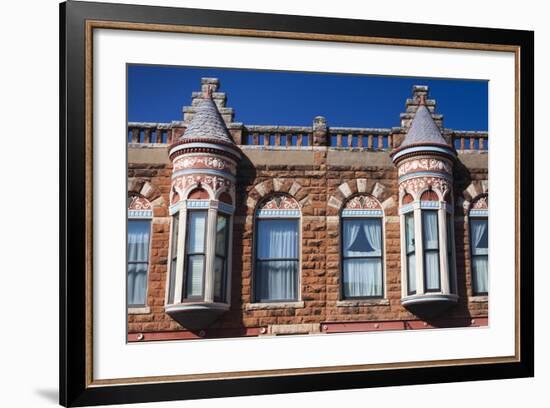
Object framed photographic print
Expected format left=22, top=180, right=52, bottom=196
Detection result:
left=60, top=0, right=534, bottom=406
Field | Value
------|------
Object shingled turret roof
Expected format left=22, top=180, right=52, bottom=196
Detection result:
left=401, top=103, right=448, bottom=148
left=180, top=92, right=234, bottom=144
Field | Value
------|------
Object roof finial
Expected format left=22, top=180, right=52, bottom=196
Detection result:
left=418, top=93, right=426, bottom=105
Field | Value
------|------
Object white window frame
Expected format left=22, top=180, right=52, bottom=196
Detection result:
left=399, top=198, right=457, bottom=300
left=340, top=207, right=386, bottom=300
left=165, top=196, right=235, bottom=307
left=469, top=209, right=489, bottom=296
left=127, top=207, right=153, bottom=313
left=252, top=196, right=302, bottom=304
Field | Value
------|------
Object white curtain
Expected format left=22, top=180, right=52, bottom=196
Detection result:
left=422, top=211, right=440, bottom=291
left=256, top=219, right=298, bottom=301
left=167, top=214, right=179, bottom=304
left=343, top=219, right=383, bottom=297
left=471, top=218, right=488, bottom=293
left=405, top=214, right=416, bottom=293
left=214, top=215, right=229, bottom=300
left=127, top=220, right=151, bottom=306
left=186, top=211, right=207, bottom=297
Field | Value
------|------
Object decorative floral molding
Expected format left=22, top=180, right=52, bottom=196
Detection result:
left=172, top=174, right=233, bottom=199
left=472, top=195, right=488, bottom=209
left=398, top=158, right=452, bottom=177
left=128, top=195, right=152, bottom=210
left=259, top=194, right=300, bottom=210
left=344, top=194, right=381, bottom=210
left=127, top=178, right=163, bottom=203
left=173, top=154, right=235, bottom=173
left=399, top=176, right=451, bottom=200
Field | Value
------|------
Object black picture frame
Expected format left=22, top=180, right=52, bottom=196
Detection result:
left=60, top=1, right=534, bottom=406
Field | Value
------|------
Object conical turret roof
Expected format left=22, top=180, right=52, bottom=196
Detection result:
left=180, top=94, right=234, bottom=144
left=391, top=94, right=455, bottom=163
left=401, top=104, right=448, bottom=148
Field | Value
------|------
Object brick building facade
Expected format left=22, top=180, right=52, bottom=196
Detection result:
left=126, top=78, right=488, bottom=342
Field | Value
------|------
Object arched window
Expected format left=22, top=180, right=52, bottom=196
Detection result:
left=166, top=185, right=235, bottom=306
left=469, top=195, right=488, bottom=295
left=420, top=190, right=441, bottom=292
left=399, top=185, right=457, bottom=305
left=341, top=194, right=384, bottom=299
left=254, top=194, right=300, bottom=302
left=127, top=194, right=153, bottom=307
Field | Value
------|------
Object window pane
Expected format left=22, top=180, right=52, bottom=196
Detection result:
left=405, top=213, right=415, bottom=253
left=470, top=218, right=488, bottom=255
left=255, top=260, right=297, bottom=301
left=128, top=220, right=151, bottom=262
left=472, top=255, right=488, bottom=294
left=343, top=258, right=382, bottom=297
left=128, top=262, right=148, bottom=306
left=214, top=256, right=225, bottom=301
left=407, top=253, right=416, bottom=294
left=343, top=218, right=382, bottom=258
left=422, top=211, right=440, bottom=291
left=215, top=215, right=228, bottom=256
left=447, top=214, right=455, bottom=293
left=186, top=254, right=204, bottom=297
left=256, top=219, right=298, bottom=259
left=422, top=211, right=439, bottom=250
left=168, top=214, right=179, bottom=304
left=127, top=219, right=151, bottom=306
left=424, top=251, right=441, bottom=290
left=170, top=214, right=179, bottom=259
left=187, top=211, right=207, bottom=253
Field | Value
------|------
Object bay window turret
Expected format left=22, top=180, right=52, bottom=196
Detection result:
left=391, top=92, right=458, bottom=315
left=164, top=84, right=241, bottom=328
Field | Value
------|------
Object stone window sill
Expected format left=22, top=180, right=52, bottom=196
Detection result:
left=128, top=306, right=151, bottom=315
left=336, top=299, right=390, bottom=307
left=245, top=301, right=305, bottom=311
left=469, top=295, right=489, bottom=303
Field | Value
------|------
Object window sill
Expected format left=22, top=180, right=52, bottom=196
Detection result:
left=336, top=299, right=390, bottom=307
left=245, top=301, right=305, bottom=310
left=469, top=295, right=488, bottom=303
left=128, top=306, right=151, bottom=315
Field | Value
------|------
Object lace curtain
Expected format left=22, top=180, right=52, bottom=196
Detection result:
left=127, top=219, right=151, bottom=306
left=471, top=218, right=488, bottom=293
left=255, top=219, right=299, bottom=301
left=342, top=218, right=383, bottom=297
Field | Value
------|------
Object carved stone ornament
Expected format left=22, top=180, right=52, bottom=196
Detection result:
left=344, top=194, right=381, bottom=209
left=259, top=194, right=300, bottom=210
left=172, top=174, right=233, bottom=196
left=173, top=154, right=235, bottom=173
left=472, top=196, right=488, bottom=209
left=128, top=195, right=152, bottom=210
left=399, top=176, right=451, bottom=200
left=398, top=158, right=452, bottom=177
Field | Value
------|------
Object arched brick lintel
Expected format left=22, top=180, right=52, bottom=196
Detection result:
left=247, top=179, right=309, bottom=209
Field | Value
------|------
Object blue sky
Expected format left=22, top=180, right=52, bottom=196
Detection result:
left=128, top=65, right=488, bottom=131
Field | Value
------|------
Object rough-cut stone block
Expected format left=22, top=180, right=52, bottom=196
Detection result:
left=246, top=197, right=257, bottom=209
left=273, top=178, right=283, bottom=192
left=338, top=182, right=352, bottom=198
left=481, top=179, right=488, bottom=193
left=382, top=196, right=396, bottom=210
left=140, top=182, right=155, bottom=199
left=151, top=197, right=165, bottom=208
left=254, top=182, right=268, bottom=197
left=289, top=181, right=302, bottom=196
left=466, top=183, right=479, bottom=200
left=372, top=182, right=386, bottom=199
left=328, top=196, right=342, bottom=210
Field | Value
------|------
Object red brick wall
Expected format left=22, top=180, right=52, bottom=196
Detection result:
left=127, top=151, right=488, bottom=335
